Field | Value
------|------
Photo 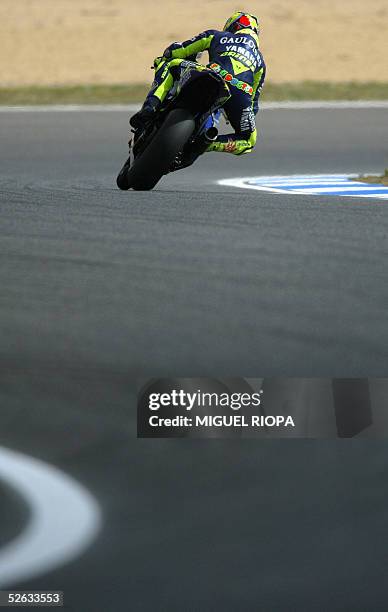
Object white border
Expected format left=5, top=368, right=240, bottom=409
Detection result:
left=0, top=446, right=102, bottom=587
left=0, top=104, right=140, bottom=113
left=0, top=101, right=387, bottom=112
left=218, top=174, right=388, bottom=200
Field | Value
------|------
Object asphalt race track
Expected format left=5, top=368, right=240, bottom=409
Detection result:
left=1, top=107, right=388, bottom=610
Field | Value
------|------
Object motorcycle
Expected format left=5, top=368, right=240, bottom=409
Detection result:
left=116, top=61, right=231, bottom=191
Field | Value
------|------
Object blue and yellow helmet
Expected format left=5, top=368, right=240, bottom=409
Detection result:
left=223, top=11, right=260, bottom=36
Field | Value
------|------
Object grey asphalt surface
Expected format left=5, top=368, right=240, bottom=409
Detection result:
left=1, top=108, right=388, bottom=610
left=2, top=108, right=388, bottom=375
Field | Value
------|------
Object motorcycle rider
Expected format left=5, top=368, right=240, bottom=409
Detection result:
left=130, top=11, right=266, bottom=159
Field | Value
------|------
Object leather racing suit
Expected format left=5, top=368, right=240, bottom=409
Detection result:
left=138, top=28, right=266, bottom=156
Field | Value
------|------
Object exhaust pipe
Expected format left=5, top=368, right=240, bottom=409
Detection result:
left=204, top=127, right=218, bottom=142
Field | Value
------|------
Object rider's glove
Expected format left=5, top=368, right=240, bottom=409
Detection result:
left=162, top=47, right=172, bottom=59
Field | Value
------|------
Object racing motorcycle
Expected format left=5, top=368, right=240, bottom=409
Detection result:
left=116, top=61, right=231, bottom=191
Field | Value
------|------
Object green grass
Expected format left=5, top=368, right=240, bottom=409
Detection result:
left=0, top=81, right=388, bottom=105
left=0, top=84, right=150, bottom=105
left=351, top=169, right=388, bottom=185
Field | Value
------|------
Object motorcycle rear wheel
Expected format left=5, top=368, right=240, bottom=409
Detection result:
left=124, top=108, right=195, bottom=191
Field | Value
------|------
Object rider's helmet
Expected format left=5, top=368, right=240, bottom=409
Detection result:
left=223, top=11, right=260, bottom=36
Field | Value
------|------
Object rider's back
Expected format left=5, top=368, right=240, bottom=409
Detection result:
left=208, top=29, right=264, bottom=81
left=164, top=27, right=265, bottom=111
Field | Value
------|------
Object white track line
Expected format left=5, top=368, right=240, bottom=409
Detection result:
left=289, top=185, right=388, bottom=193
left=0, top=101, right=387, bottom=112
left=0, top=104, right=139, bottom=113
left=219, top=175, right=355, bottom=192
left=0, top=446, right=102, bottom=588
left=219, top=174, right=388, bottom=200
left=262, top=101, right=388, bottom=110
left=0, top=104, right=140, bottom=113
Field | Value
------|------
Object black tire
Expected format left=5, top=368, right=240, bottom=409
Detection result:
left=126, top=108, right=195, bottom=191
left=116, top=155, right=131, bottom=190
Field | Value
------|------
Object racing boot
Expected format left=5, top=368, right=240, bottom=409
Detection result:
left=129, top=95, right=160, bottom=130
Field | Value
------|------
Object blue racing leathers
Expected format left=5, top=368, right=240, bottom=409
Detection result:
left=143, top=28, right=266, bottom=155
